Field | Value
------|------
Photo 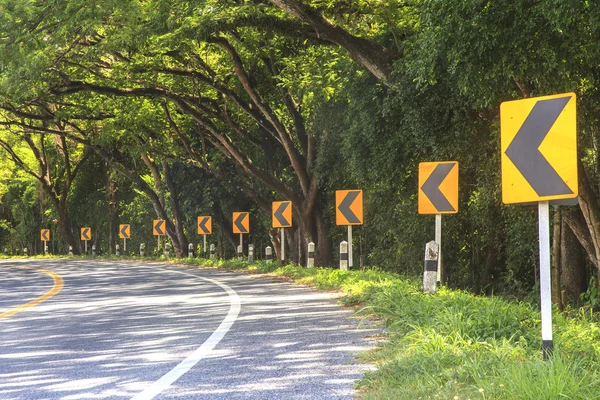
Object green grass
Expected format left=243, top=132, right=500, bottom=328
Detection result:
left=10, top=254, right=600, bottom=399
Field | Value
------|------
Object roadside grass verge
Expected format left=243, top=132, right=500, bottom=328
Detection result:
left=9, top=255, right=600, bottom=398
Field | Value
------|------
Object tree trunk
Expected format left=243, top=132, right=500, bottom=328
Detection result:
left=551, top=207, right=562, bottom=309
left=162, top=161, right=188, bottom=257
left=106, top=165, right=118, bottom=254
left=56, top=198, right=79, bottom=255
left=560, top=217, right=587, bottom=305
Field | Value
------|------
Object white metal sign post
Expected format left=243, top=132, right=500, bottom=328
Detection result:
left=435, top=214, right=442, bottom=284
left=538, top=201, right=553, bottom=356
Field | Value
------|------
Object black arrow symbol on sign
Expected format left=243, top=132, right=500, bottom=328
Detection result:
left=82, top=228, right=90, bottom=240
left=338, top=192, right=360, bottom=224
left=154, top=220, right=165, bottom=235
left=198, top=217, right=210, bottom=233
left=234, top=213, right=248, bottom=233
left=274, top=202, right=291, bottom=226
left=41, top=230, right=49, bottom=241
left=505, top=97, right=573, bottom=197
left=421, top=164, right=456, bottom=212
left=120, top=225, right=129, bottom=238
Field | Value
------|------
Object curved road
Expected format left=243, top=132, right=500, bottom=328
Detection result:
left=0, top=260, right=375, bottom=399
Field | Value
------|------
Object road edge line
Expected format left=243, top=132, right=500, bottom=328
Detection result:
left=130, top=268, right=241, bottom=400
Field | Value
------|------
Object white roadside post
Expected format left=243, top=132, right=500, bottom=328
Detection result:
left=92, top=245, right=96, bottom=257
left=210, top=244, right=215, bottom=260
left=339, top=241, right=348, bottom=270
left=248, top=244, right=254, bottom=264
left=44, top=244, right=48, bottom=256
left=68, top=246, right=73, bottom=256
left=23, top=247, right=28, bottom=257
left=423, top=241, right=439, bottom=294
left=307, top=241, right=315, bottom=268
left=188, top=243, right=194, bottom=258
left=140, top=243, right=145, bottom=257
left=203, top=235, right=207, bottom=258
left=237, top=245, right=243, bottom=261
left=164, top=242, right=170, bottom=258
left=116, top=244, right=120, bottom=256
left=265, top=246, right=272, bottom=263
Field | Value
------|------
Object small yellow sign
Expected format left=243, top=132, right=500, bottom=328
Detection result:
left=119, top=224, right=131, bottom=239
left=40, top=229, right=50, bottom=242
left=418, top=161, right=459, bottom=214
left=197, top=216, right=212, bottom=234
left=81, top=227, right=92, bottom=241
left=336, top=190, right=363, bottom=225
left=501, top=93, right=577, bottom=204
left=272, top=201, right=292, bottom=228
left=153, top=220, right=166, bottom=236
left=233, top=212, right=250, bottom=234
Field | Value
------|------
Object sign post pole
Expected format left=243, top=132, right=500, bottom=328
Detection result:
left=85, top=240, right=88, bottom=254
left=240, top=233, right=243, bottom=253
left=281, top=228, right=285, bottom=263
left=124, top=238, right=126, bottom=253
left=203, top=234, right=207, bottom=257
left=347, top=225, right=353, bottom=269
left=435, top=214, right=442, bottom=284
left=44, top=240, right=47, bottom=256
left=538, top=200, right=553, bottom=359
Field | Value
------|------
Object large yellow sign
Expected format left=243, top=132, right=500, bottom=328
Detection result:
left=418, top=161, right=459, bottom=214
left=500, top=93, right=577, bottom=204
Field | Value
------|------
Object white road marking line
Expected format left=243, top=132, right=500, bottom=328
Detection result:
left=130, top=268, right=241, bottom=400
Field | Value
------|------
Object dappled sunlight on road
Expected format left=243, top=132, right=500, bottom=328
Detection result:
left=0, top=260, right=377, bottom=399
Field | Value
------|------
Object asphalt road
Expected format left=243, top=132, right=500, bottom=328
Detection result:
left=0, top=259, right=376, bottom=399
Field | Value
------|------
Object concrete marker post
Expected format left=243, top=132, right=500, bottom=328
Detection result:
left=435, top=214, right=442, bottom=285
left=307, top=241, right=315, bottom=268
left=237, top=245, right=243, bottom=261
left=116, top=244, right=120, bottom=256
left=84, top=240, right=88, bottom=255
left=23, top=247, right=28, bottom=257
left=165, top=242, right=170, bottom=258
left=140, top=243, right=145, bottom=257
left=423, top=241, right=439, bottom=294
left=44, top=245, right=48, bottom=256
left=265, top=246, right=272, bottom=263
left=188, top=243, right=194, bottom=258
left=210, top=243, right=215, bottom=260
left=339, top=241, right=348, bottom=271
left=92, top=245, right=96, bottom=257
left=248, top=244, right=254, bottom=264
left=539, top=201, right=553, bottom=359
left=68, top=246, right=73, bottom=256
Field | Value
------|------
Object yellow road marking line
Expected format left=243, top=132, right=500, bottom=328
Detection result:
left=0, top=266, right=64, bottom=320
